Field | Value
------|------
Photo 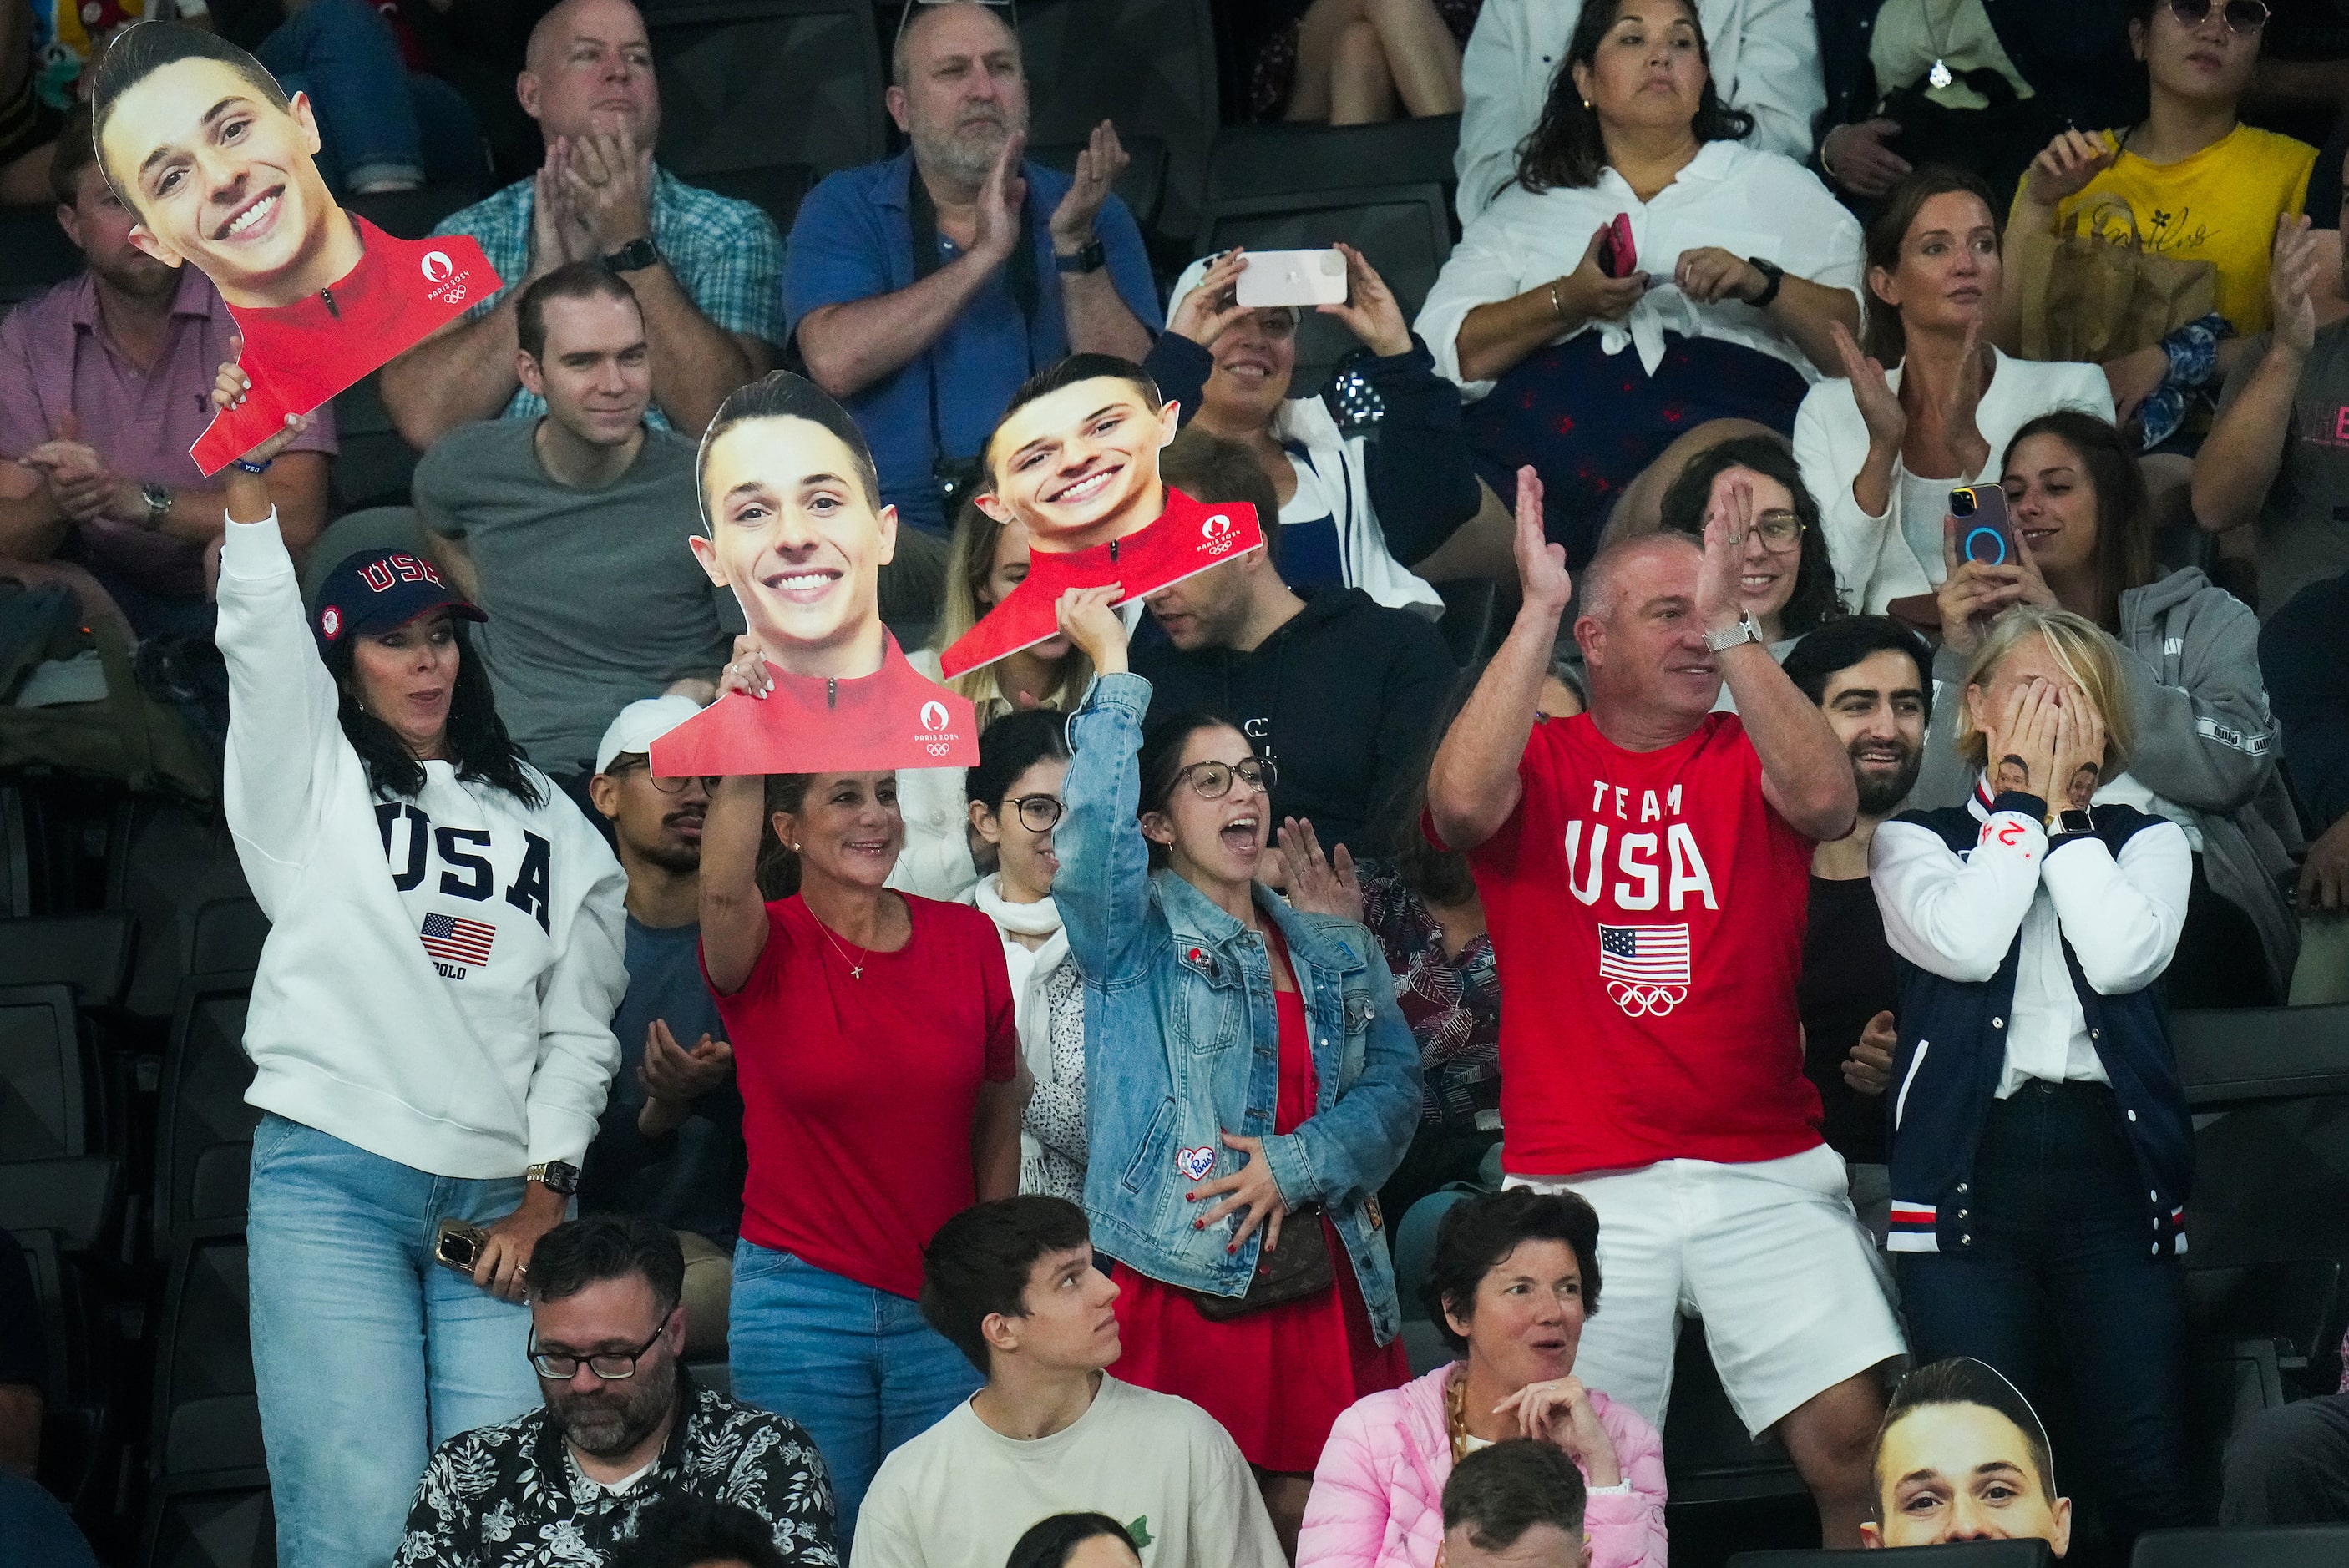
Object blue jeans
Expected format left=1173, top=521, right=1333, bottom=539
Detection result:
left=1899, top=1080, right=2195, bottom=1554
left=247, top=1115, right=540, bottom=1568
left=728, top=1241, right=981, bottom=1545
left=257, top=0, right=478, bottom=194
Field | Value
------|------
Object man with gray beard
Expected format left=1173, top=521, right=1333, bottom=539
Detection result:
left=395, top=1215, right=838, bottom=1567
left=1784, top=616, right=1933, bottom=1239
left=782, top=0, right=1160, bottom=538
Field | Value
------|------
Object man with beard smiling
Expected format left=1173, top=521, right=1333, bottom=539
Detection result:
left=785, top=0, right=1158, bottom=539
left=1783, top=617, right=1934, bottom=1239
left=396, top=1214, right=839, bottom=1568
left=582, top=696, right=745, bottom=1363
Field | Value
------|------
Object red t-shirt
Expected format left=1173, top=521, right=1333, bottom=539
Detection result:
left=192, top=218, right=497, bottom=474
left=1448, top=711, right=1823, bottom=1176
left=651, top=635, right=979, bottom=776
left=710, top=894, right=1017, bottom=1299
left=939, top=487, right=1264, bottom=677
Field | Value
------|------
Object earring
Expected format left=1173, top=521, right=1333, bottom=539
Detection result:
left=1582, top=99, right=1592, bottom=109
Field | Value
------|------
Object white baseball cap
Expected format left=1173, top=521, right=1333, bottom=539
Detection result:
left=595, top=695, right=705, bottom=776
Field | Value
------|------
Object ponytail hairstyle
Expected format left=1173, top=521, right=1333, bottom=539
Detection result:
left=325, top=619, right=543, bottom=807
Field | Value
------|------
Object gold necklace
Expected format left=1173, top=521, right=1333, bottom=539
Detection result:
left=817, top=918, right=871, bottom=979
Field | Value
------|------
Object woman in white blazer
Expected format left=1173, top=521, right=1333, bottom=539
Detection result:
left=1795, top=166, right=2114, bottom=614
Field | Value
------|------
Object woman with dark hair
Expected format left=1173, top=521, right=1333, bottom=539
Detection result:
left=962, top=708, right=1088, bottom=1201
left=1657, top=432, right=1843, bottom=652
left=1054, top=586, right=1421, bottom=1551
left=1005, top=1514, right=1142, bottom=1568
left=1415, top=0, right=1863, bottom=565
left=1919, top=408, right=2300, bottom=1003
left=1297, top=1187, right=1667, bottom=1568
left=1795, top=165, right=2114, bottom=615
left=208, top=393, right=627, bottom=1565
left=694, top=383, right=1028, bottom=1537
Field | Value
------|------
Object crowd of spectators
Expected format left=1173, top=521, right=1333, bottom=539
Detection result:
left=18, top=0, right=2349, bottom=1565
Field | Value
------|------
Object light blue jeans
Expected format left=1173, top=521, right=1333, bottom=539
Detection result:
left=729, top=1240, right=981, bottom=1545
left=246, top=1114, right=540, bottom=1568
left=256, top=0, right=480, bottom=194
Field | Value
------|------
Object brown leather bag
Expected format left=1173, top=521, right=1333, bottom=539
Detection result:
left=2012, top=193, right=2215, bottom=366
left=1187, top=1207, right=1334, bottom=1322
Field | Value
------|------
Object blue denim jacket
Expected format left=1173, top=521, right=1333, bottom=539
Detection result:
left=1060, top=673, right=1421, bottom=1343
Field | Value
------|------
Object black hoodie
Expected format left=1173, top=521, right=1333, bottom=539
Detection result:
left=1131, top=587, right=1458, bottom=857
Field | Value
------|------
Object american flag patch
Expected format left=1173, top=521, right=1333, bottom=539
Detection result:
left=420, top=913, right=496, bottom=966
left=1597, top=924, right=1690, bottom=987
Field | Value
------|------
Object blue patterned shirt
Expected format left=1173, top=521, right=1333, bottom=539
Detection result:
left=434, top=167, right=787, bottom=428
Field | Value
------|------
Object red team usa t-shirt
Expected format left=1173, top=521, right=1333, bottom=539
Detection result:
left=1447, top=711, right=1825, bottom=1176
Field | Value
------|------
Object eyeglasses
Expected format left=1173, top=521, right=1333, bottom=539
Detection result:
left=1005, top=792, right=1064, bottom=832
left=610, top=758, right=720, bottom=795
left=1752, top=510, right=1806, bottom=552
left=1172, top=756, right=1278, bottom=800
left=529, top=1322, right=667, bottom=1381
left=2169, top=0, right=2269, bottom=33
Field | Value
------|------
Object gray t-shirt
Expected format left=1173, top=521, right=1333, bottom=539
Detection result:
left=414, top=422, right=738, bottom=771
left=2220, top=323, right=2349, bottom=619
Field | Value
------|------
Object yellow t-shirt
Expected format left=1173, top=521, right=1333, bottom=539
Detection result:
left=2017, top=124, right=2317, bottom=337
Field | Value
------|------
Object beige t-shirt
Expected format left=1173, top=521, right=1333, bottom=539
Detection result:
left=850, top=1375, right=1285, bottom=1568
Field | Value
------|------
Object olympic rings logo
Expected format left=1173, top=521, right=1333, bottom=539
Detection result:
left=927, top=742, right=952, bottom=756
left=1607, top=982, right=1687, bottom=1017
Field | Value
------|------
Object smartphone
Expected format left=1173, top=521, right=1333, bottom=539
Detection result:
left=434, top=1217, right=489, bottom=1273
left=1950, top=483, right=2018, bottom=567
left=1234, top=249, right=1349, bottom=309
left=1597, top=212, right=1637, bottom=280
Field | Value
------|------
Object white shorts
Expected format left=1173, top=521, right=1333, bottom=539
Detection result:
left=1507, top=1144, right=1906, bottom=1435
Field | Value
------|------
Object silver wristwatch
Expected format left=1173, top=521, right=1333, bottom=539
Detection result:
left=1703, top=609, right=1765, bottom=653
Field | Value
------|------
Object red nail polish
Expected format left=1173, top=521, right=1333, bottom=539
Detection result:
left=1227, top=1244, right=1238, bottom=1255
left=1192, top=1219, right=1203, bottom=1230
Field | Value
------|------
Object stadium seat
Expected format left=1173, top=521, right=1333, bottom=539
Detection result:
left=0, top=912, right=137, bottom=1008
left=154, top=976, right=258, bottom=1248
left=6, top=1159, right=125, bottom=1515
left=1204, top=116, right=1461, bottom=205
left=345, top=182, right=485, bottom=242
left=691, top=161, right=818, bottom=239
left=1019, top=0, right=1220, bottom=242
left=0, top=207, right=78, bottom=307
left=326, top=378, right=423, bottom=516
left=188, top=898, right=269, bottom=980
left=298, top=508, right=428, bottom=607
left=0, top=983, right=89, bottom=1159
left=140, top=1226, right=270, bottom=1568
left=645, top=0, right=887, bottom=199
left=0, top=1156, right=122, bottom=1254
left=1729, top=1545, right=2053, bottom=1566
left=115, top=799, right=256, bottom=1021
left=2131, top=1525, right=2349, bottom=1566
left=2171, top=1004, right=2349, bottom=1107
left=1192, top=183, right=1453, bottom=394
left=0, top=784, right=32, bottom=918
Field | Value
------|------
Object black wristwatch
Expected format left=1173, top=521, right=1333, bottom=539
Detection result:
left=1055, top=237, right=1106, bottom=276
left=526, top=1160, right=580, bottom=1196
left=2048, top=807, right=2096, bottom=838
left=601, top=236, right=660, bottom=274
left=1745, top=256, right=1785, bottom=309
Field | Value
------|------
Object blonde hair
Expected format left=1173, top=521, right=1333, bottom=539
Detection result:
left=1953, top=605, right=2133, bottom=778
left=930, top=498, right=1093, bottom=722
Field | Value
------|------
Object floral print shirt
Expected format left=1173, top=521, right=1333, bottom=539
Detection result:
left=394, top=1373, right=838, bottom=1567
left=1361, top=868, right=1502, bottom=1130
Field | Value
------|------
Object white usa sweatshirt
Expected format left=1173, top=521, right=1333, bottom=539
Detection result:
left=216, top=510, right=627, bottom=1179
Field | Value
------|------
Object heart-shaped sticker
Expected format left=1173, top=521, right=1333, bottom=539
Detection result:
left=1177, top=1146, right=1217, bottom=1181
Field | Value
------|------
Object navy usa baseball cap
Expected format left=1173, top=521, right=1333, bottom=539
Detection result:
left=311, top=549, right=485, bottom=652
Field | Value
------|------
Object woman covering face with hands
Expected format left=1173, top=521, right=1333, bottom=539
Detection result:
left=1050, top=581, right=1420, bottom=1554
left=1866, top=604, right=2199, bottom=1560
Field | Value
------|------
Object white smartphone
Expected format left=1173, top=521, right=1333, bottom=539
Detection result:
left=1235, top=249, right=1349, bottom=308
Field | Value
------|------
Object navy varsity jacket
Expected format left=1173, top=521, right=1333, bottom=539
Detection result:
left=1871, top=787, right=2195, bottom=1260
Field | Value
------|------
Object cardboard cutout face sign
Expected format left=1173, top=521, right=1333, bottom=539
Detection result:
left=1862, top=1358, right=2073, bottom=1555
left=940, top=370, right=1265, bottom=678
left=92, top=23, right=499, bottom=474
left=652, top=378, right=978, bottom=777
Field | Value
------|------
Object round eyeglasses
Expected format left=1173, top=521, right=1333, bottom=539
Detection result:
left=1005, top=793, right=1064, bottom=832
left=529, top=1322, right=666, bottom=1381
left=2169, top=0, right=2268, bottom=34
left=1173, top=756, right=1278, bottom=800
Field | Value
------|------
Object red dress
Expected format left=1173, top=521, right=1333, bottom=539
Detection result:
left=1110, top=928, right=1411, bottom=1472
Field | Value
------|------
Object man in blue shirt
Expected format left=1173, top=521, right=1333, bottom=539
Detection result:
left=786, top=0, right=1159, bottom=538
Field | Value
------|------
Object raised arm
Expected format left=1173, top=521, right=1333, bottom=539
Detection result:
left=698, top=641, right=778, bottom=995
left=1050, top=122, right=1156, bottom=363
left=1428, top=467, right=1560, bottom=852
left=1699, top=477, right=1856, bottom=840
left=1052, top=585, right=1158, bottom=981
left=2194, top=217, right=2322, bottom=536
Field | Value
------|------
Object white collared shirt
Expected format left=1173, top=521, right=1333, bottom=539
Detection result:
left=1416, top=141, right=1863, bottom=397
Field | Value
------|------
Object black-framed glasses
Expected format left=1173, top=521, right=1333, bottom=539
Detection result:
left=1006, top=792, right=1063, bottom=832
left=529, top=1322, right=666, bottom=1381
left=610, top=758, right=719, bottom=795
left=2169, top=0, right=2268, bottom=33
left=1174, top=756, right=1278, bottom=800
left=1752, top=510, right=1806, bottom=552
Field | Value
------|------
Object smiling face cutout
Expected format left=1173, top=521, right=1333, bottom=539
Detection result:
left=977, top=376, right=1182, bottom=554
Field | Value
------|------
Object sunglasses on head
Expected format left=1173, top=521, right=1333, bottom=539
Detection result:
left=2168, top=0, right=2269, bottom=34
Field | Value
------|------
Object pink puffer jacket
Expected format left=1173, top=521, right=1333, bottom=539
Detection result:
left=1296, top=1363, right=1668, bottom=1568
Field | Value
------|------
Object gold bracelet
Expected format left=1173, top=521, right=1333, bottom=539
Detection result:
left=1547, top=281, right=1564, bottom=320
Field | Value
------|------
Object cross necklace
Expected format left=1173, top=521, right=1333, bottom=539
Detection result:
left=818, top=921, right=872, bottom=979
